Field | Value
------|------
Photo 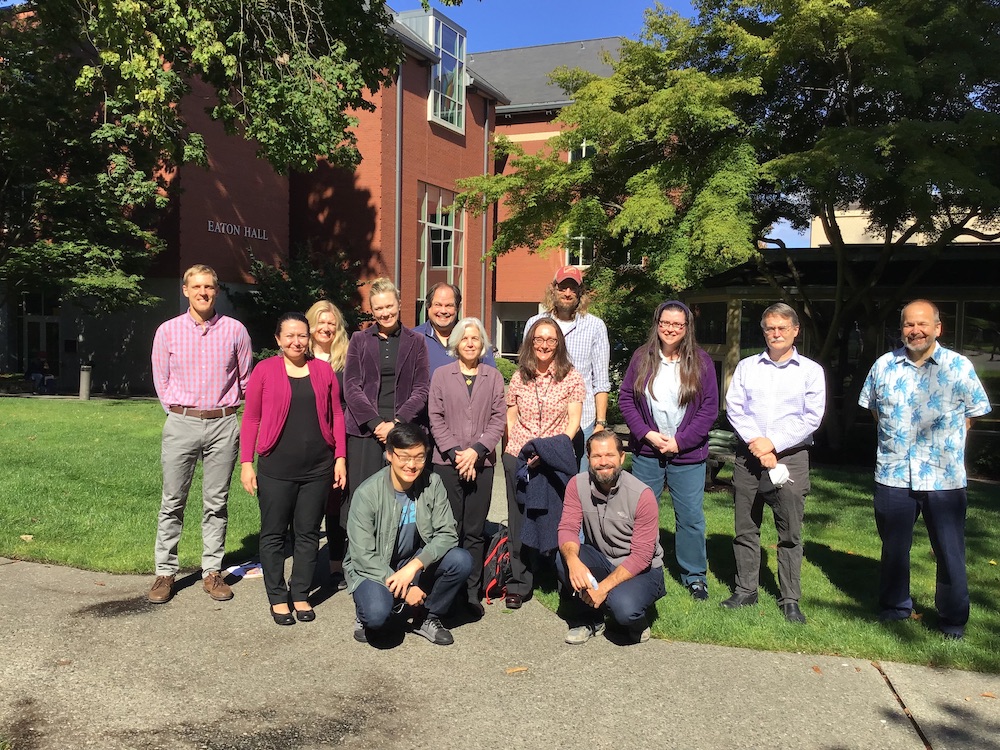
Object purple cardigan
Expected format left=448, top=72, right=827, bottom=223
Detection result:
left=619, top=347, right=719, bottom=464
left=343, top=325, right=429, bottom=436
left=239, top=356, right=347, bottom=463
left=427, top=360, right=506, bottom=467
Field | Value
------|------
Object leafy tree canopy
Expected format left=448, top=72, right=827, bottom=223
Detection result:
left=0, top=0, right=461, bottom=312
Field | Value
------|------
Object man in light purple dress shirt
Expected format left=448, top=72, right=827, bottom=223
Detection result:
left=723, top=303, right=826, bottom=624
left=148, top=264, right=252, bottom=605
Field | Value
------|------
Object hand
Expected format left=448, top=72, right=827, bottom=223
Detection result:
left=404, top=585, right=426, bottom=607
left=385, top=561, right=421, bottom=597
left=592, top=422, right=605, bottom=434
left=526, top=454, right=541, bottom=468
left=332, top=457, right=347, bottom=489
left=454, top=447, right=479, bottom=478
left=240, top=463, right=257, bottom=496
left=748, top=437, right=775, bottom=458
left=759, top=452, right=778, bottom=469
left=566, top=556, right=595, bottom=594
left=581, top=584, right=608, bottom=609
left=644, top=431, right=671, bottom=453
left=373, top=420, right=394, bottom=444
left=662, top=436, right=679, bottom=455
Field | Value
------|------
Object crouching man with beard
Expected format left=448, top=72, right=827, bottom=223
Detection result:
left=556, top=431, right=667, bottom=645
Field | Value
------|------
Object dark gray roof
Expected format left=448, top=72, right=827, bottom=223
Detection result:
left=469, top=38, right=621, bottom=112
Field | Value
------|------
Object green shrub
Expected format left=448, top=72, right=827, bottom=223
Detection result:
left=495, top=355, right=517, bottom=383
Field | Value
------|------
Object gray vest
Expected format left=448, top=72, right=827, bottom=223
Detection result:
left=574, top=471, right=664, bottom=571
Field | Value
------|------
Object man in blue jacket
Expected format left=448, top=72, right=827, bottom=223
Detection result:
left=345, top=422, right=472, bottom=646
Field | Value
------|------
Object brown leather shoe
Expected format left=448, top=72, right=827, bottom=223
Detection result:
left=203, top=571, right=234, bottom=601
left=148, top=575, right=175, bottom=604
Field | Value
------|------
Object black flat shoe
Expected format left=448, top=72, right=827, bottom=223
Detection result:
left=270, top=607, right=295, bottom=626
left=505, top=593, right=523, bottom=610
left=781, top=602, right=807, bottom=624
left=294, top=608, right=316, bottom=622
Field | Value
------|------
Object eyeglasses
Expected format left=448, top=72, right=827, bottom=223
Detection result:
left=763, top=325, right=793, bottom=334
left=532, top=337, right=558, bottom=346
left=392, top=453, right=426, bottom=466
left=657, top=321, right=686, bottom=331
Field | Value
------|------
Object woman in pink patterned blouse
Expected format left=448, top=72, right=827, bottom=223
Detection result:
left=502, top=318, right=585, bottom=609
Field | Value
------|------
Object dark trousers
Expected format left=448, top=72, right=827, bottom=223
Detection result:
left=502, top=452, right=533, bottom=597
left=347, top=434, right=387, bottom=500
left=257, top=472, right=331, bottom=605
left=325, top=484, right=348, bottom=563
left=353, top=547, right=473, bottom=630
left=433, top=463, right=493, bottom=603
left=555, top=543, right=666, bottom=628
left=731, top=447, right=810, bottom=605
left=874, top=483, right=969, bottom=634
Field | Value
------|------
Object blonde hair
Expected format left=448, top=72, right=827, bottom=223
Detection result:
left=369, top=277, right=400, bottom=302
left=305, top=300, right=349, bottom=372
left=542, top=282, right=591, bottom=316
left=182, top=264, right=218, bottom=287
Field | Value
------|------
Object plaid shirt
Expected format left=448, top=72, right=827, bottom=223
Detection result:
left=526, top=311, right=610, bottom=428
left=151, top=311, right=252, bottom=412
left=725, top=347, right=826, bottom=453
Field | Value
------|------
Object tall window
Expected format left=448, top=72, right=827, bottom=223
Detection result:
left=431, top=19, right=465, bottom=129
left=418, top=184, right=464, bottom=321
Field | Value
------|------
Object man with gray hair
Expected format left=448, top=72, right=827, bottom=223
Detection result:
left=723, top=303, right=826, bottom=623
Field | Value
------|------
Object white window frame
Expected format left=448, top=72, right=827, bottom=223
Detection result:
left=418, top=183, right=465, bottom=320
left=429, top=18, right=466, bottom=132
left=566, top=235, right=595, bottom=268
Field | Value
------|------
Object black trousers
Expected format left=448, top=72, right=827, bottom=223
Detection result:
left=347, top=434, right=387, bottom=499
left=325, top=484, right=348, bottom=563
left=433, top=463, right=494, bottom=602
left=257, top=472, right=331, bottom=605
left=502, top=452, right=533, bottom=597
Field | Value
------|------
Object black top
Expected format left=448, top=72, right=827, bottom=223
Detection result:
left=376, top=327, right=401, bottom=422
left=258, top=375, right=333, bottom=482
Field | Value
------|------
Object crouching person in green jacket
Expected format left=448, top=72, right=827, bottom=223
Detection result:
left=345, top=422, right=473, bottom=646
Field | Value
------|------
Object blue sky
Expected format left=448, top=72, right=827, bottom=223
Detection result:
left=393, top=1, right=696, bottom=51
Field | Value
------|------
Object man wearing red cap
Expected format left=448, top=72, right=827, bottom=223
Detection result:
left=525, top=265, right=611, bottom=469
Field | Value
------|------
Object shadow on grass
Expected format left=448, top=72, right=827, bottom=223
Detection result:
left=705, top=532, right=779, bottom=598
left=804, top=541, right=880, bottom=615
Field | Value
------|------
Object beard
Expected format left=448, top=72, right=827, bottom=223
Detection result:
left=555, top=297, right=579, bottom=317
left=590, top=464, right=623, bottom=488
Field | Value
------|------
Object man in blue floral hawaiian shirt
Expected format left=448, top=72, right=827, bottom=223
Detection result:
left=858, top=300, right=991, bottom=640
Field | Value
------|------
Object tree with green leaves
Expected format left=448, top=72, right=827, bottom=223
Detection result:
left=459, top=0, right=1000, bottom=442
left=1, top=0, right=460, bottom=313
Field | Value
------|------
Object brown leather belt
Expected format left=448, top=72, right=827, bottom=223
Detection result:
left=169, top=405, right=238, bottom=419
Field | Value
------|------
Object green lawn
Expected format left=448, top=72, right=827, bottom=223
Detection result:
left=3, top=397, right=1000, bottom=672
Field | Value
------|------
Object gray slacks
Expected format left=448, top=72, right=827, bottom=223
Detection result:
left=155, top=412, right=239, bottom=576
left=731, top=446, right=810, bottom=605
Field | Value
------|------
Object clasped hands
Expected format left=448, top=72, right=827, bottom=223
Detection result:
left=453, top=447, right=479, bottom=481
left=748, top=436, right=777, bottom=469
left=566, top=556, right=607, bottom=609
left=386, top=561, right=426, bottom=607
left=644, top=431, right=679, bottom=456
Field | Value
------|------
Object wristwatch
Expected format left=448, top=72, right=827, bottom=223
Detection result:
left=595, top=420, right=608, bottom=427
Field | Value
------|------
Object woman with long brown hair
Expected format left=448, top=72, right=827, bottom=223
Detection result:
left=619, top=301, right=719, bottom=600
left=306, top=299, right=351, bottom=589
left=502, top=317, right=585, bottom=609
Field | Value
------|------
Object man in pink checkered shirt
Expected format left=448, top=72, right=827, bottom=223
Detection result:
left=148, top=264, right=252, bottom=604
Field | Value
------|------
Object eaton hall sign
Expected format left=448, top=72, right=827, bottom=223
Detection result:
left=207, top=220, right=270, bottom=240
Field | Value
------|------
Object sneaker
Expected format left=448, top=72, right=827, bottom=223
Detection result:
left=147, top=575, right=175, bottom=604
left=564, top=621, right=605, bottom=645
left=411, top=616, right=454, bottom=646
left=202, top=571, right=234, bottom=601
left=629, top=624, right=651, bottom=644
left=353, top=617, right=368, bottom=643
left=687, top=581, right=709, bottom=601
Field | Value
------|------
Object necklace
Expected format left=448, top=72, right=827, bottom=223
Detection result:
left=460, top=362, right=478, bottom=386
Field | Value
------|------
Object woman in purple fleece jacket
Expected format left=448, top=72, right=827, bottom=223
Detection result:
left=240, top=312, right=347, bottom=625
left=619, top=300, right=718, bottom=600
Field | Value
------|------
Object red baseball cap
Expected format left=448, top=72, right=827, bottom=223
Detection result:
left=553, top=265, right=583, bottom=285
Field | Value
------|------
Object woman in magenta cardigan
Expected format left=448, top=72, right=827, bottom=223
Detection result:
left=240, top=312, right=347, bottom=625
left=427, top=317, right=506, bottom=617
left=619, top=300, right=719, bottom=601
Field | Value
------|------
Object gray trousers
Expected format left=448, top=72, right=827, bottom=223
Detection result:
left=155, top=412, right=239, bottom=576
left=731, top=446, right=810, bottom=605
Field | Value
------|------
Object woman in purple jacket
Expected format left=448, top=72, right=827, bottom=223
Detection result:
left=619, top=300, right=719, bottom=600
left=240, top=312, right=347, bottom=625
left=427, top=317, right=506, bottom=617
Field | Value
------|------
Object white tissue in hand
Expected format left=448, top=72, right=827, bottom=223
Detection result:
left=768, top=464, right=791, bottom=488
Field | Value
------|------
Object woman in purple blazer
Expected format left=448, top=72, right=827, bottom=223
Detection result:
left=344, top=278, right=430, bottom=494
left=619, top=300, right=719, bottom=601
left=240, top=312, right=347, bottom=625
left=427, top=317, right=506, bottom=617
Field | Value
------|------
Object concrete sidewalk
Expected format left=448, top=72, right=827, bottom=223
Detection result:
left=1, top=555, right=998, bottom=750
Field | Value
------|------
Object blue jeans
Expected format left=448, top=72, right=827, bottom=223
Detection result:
left=556, top=543, right=666, bottom=627
left=353, top=547, right=473, bottom=630
left=874, top=483, right=968, bottom=635
left=630, top=455, right=707, bottom=586
left=578, top=422, right=595, bottom=472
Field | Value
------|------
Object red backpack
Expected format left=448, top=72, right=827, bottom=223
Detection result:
left=481, top=524, right=511, bottom=604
